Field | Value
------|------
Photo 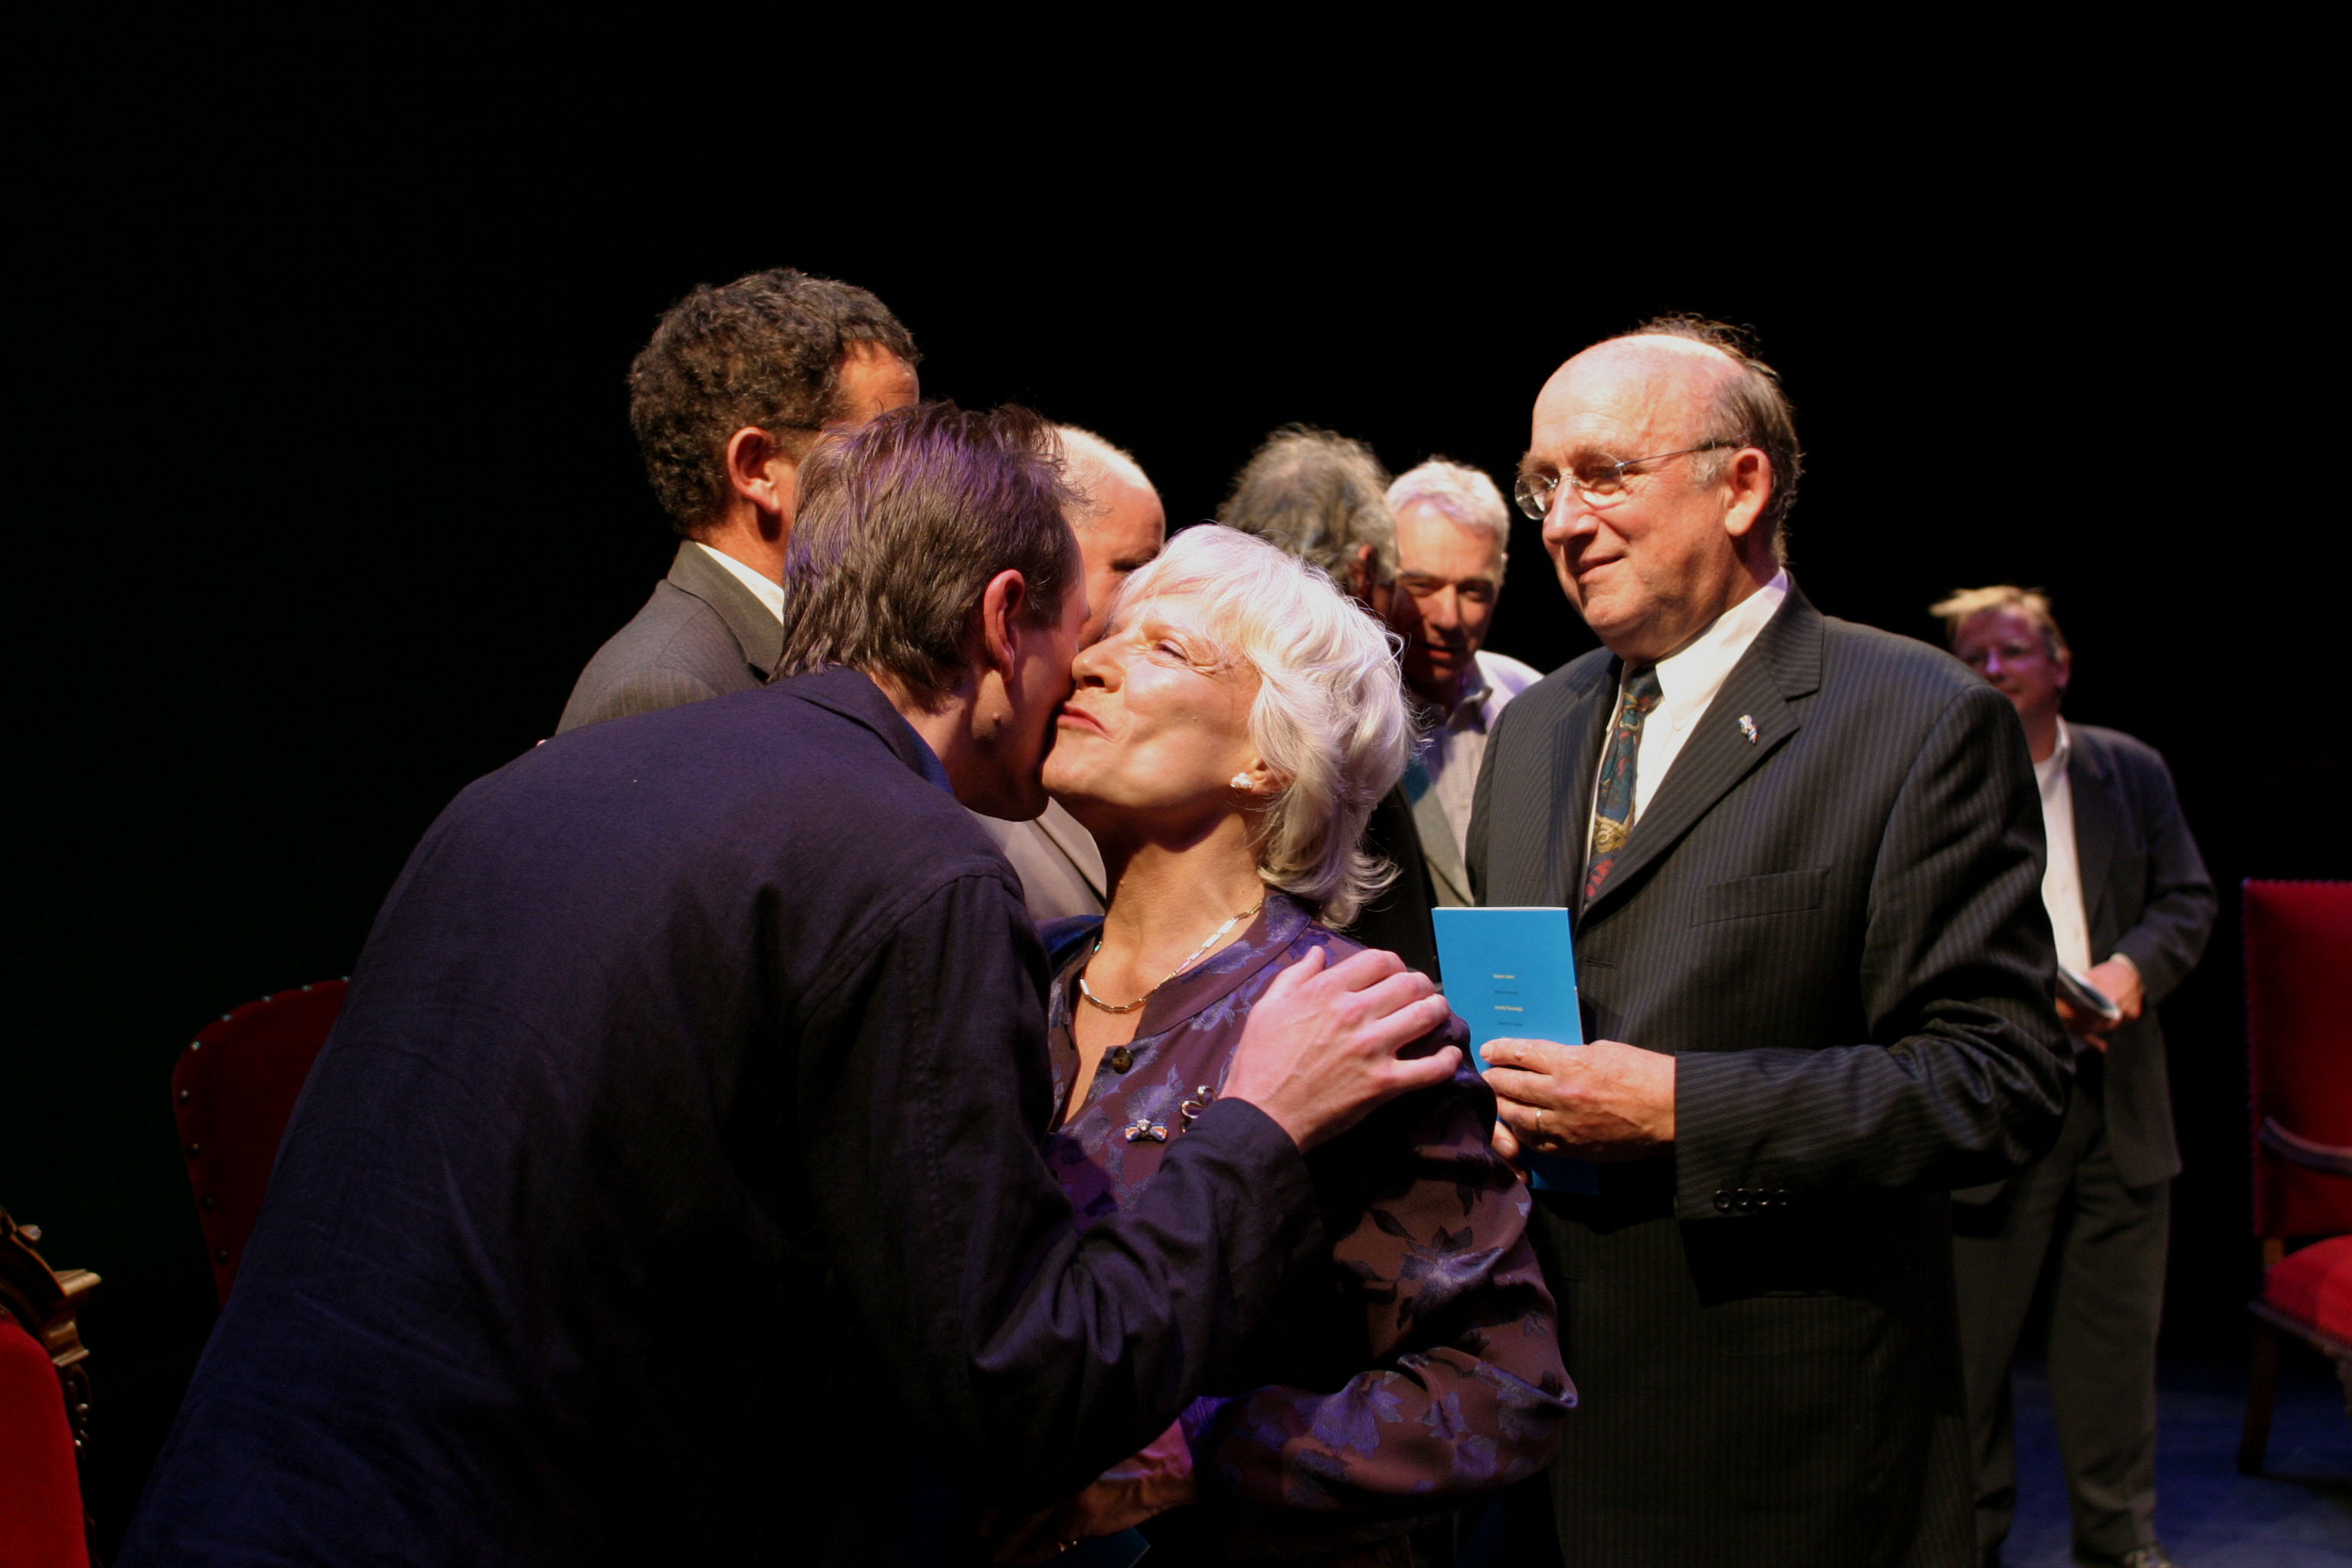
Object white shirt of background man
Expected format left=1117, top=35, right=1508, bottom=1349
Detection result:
left=696, top=541, right=785, bottom=621
left=2035, top=718, right=2094, bottom=978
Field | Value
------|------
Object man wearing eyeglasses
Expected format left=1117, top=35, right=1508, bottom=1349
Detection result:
left=1936, top=586, right=2212, bottom=1568
left=1464, top=317, right=2069, bottom=1566
left=1383, top=459, right=1542, bottom=908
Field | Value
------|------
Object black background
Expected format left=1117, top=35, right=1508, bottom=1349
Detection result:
left=8, top=55, right=2344, bottom=1556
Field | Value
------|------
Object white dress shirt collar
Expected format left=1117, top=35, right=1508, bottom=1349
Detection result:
left=1593, top=569, right=1790, bottom=835
left=1647, top=568, right=1790, bottom=741
left=694, top=541, right=786, bottom=622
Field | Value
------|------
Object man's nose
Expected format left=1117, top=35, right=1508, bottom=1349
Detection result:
left=1540, top=492, right=1599, bottom=549
left=1424, top=587, right=1462, bottom=630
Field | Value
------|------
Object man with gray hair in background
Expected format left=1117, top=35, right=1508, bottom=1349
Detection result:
left=1221, top=426, right=1438, bottom=977
left=1387, top=460, right=1543, bottom=908
left=971, top=425, right=1167, bottom=921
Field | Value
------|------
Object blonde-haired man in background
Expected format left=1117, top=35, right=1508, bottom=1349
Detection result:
left=1934, top=585, right=2213, bottom=1568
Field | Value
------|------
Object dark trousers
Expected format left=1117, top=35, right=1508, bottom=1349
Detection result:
left=1522, top=1188, right=1972, bottom=1568
left=1952, top=1054, right=2169, bottom=1565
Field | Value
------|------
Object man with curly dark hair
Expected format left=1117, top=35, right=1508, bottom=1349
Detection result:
left=557, top=267, right=920, bottom=733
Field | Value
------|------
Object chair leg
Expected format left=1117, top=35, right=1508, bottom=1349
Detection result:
left=2239, top=1319, right=2279, bottom=1475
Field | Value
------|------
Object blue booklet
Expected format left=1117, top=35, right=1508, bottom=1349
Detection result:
left=1432, top=906, right=1599, bottom=1194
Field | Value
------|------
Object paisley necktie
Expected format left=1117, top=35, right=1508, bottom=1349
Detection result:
left=1583, top=663, right=1663, bottom=906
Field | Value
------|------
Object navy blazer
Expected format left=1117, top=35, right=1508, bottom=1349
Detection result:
left=126, top=667, right=1328, bottom=1567
left=1466, top=585, right=2070, bottom=1567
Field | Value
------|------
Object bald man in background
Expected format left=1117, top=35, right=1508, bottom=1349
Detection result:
left=970, top=425, right=1166, bottom=921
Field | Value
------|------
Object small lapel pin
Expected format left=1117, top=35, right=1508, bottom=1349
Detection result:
left=1122, top=1118, right=1168, bottom=1143
left=1737, top=714, right=1759, bottom=743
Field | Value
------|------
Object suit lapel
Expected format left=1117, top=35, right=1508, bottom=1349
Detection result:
left=1583, top=588, right=1825, bottom=922
left=2066, top=729, right=2121, bottom=944
left=1549, top=658, right=1622, bottom=911
left=1410, top=784, right=1472, bottom=906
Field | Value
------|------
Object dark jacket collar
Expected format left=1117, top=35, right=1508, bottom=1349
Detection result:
left=777, top=665, right=953, bottom=796
left=666, top=541, right=786, bottom=677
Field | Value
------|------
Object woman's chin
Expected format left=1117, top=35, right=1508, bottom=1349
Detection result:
left=1042, top=776, right=1103, bottom=818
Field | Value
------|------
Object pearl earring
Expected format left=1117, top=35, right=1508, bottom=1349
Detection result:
left=1230, top=773, right=1252, bottom=790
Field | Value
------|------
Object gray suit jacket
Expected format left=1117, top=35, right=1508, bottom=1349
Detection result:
left=1410, top=782, right=1472, bottom=909
left=2064, top=722, right=2214, bottom=1187
left=970, top=802, right=1109, bottom=924
left=1466, top=584, right=2069, bottom=1566
left=557, top=544, right=782, bottom=733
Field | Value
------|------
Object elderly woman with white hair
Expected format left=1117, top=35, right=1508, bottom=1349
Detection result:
left=1003, top=525, right=1570, bottom=1566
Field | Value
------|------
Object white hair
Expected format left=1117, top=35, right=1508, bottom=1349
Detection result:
left=1386, top=459, right=1510, bottom=570
left=1108, top=524, right=1413, bottom=927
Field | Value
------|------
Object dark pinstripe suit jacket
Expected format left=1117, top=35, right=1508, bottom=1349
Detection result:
left=1465, top=584, right=2069, bottom=1568
left=556, top=543, right=781, bottom=734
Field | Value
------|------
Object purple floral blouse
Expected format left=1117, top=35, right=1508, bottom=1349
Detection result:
left=1043, top=893, right=1573, bottom=1563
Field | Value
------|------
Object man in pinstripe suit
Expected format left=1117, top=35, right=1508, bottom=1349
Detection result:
left=1466, top=318, right=2069, bottom=1566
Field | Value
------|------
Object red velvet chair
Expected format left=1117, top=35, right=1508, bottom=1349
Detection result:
left=172, top=980, right=347, bottom=1306
left=1, top=1207, right=97, bottom=1568
left=2238, top=879, right=2352, bottom=1472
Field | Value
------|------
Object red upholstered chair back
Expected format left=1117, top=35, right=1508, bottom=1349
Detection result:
left=2246, top=881, right=2352, bottom=1240
left=2, top=1208, right=96, bottom=1568
left=172, top=981, right=347, bottom=1305
left=0, top=1314, right=89, bottom=1568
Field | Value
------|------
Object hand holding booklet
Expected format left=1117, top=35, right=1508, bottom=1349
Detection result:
left=1431, top=906, right=1600, bottom=1194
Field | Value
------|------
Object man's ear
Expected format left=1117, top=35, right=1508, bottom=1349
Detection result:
left=1348, top=542, right=1379, bottom=601
left=724, top=426, right=796, bottom=523
left=975, top=569, right=1031, bottom=681
left=1718, top=449, right=1773, bottom=541
left=2054, top=647, right=2073, bottom=694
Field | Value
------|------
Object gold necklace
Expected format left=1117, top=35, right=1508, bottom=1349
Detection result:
left=1080, top=897, right=1267, bottom=1014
